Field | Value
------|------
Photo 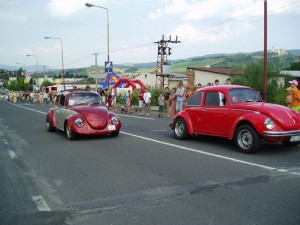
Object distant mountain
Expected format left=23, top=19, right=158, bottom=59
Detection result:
left=287, top=49, right=300, bottom=56
left=1, top=49, right=299, bottom=73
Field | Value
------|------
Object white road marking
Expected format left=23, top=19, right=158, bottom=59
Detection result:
left=120, top=131, right=277, bottom=171
left=117, top=114, right=155, bottom=120
left=32, top=195, right=51, bottom=211
left=10, top=103, right=297, bottom=174
left=8, top=149, right=17, bottom=159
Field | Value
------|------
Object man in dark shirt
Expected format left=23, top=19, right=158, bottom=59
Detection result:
left=164, top=86, right=171, bottom=116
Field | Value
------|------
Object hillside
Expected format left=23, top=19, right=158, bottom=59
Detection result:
left=1, top=50, right=299, bottom=75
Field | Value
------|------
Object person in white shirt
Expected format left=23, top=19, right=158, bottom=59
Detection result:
left=143, top=88, right=151, bottom=116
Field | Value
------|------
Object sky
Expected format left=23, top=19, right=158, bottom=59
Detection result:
left=1, top=0, right=300, bottom=70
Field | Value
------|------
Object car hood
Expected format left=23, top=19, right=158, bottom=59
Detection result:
left=72, top=105, right=108, bottom=129
left=234, top=102, right=300, bottom=129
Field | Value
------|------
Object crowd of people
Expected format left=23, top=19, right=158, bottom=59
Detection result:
left=1, top=90, right=58, bottom=105
left=3, top=77, right=299, bottom=118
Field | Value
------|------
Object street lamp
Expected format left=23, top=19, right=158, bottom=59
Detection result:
left=44, top=36, right=65, bottom=91
left=85, top=2, right=110, bottom=89
left=26, top=54, right=39, bottom=92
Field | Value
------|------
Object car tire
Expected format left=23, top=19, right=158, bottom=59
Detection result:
left=110, top=131, right=119, bottom=137
left=65, top=123, right=76, bottom=140
left=174, top=118, right=189, bottom=140
left=46, top=115, right=56, bottom=132
left=235, top=124, right=261, bottom=153
left=282, top=140, right=300, bottom=147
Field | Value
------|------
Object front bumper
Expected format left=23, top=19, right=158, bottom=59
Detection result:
left=264, top=130, right=300, bottom=137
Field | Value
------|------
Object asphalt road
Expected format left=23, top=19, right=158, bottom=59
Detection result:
left=0, top=101, right=300, bottom=225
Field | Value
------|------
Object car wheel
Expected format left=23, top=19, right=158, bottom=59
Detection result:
left=174, top=118, right=189, bottom=140
left=282, top=140, right=300, bottom=147
left=235, top=125, right=261, bottom=153
left=110, top=131, right=119, bottom=137
left=46, top=115, right=56, bottom=132
left=65, top=123, right=76, bottom=140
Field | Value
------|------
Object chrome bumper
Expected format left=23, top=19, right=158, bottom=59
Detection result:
left=264, top=130, right=300, bottom=137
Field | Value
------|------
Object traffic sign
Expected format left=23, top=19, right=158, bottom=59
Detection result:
left=105, top=61, right=113, bottom=73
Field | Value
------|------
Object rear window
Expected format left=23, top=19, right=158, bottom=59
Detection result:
left=186, top=92, right=203, bottom=106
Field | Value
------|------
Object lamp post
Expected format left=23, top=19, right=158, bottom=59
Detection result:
left=26, top=54, right=39, bottom=92
left=44, top=36, right=65, bottom=91
left=85, top=2, right=110, bottom=89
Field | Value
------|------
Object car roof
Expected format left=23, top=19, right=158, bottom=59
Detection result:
left=197, top=85, right=255, bottom=92
left=61, top=90, right=98, bottom=95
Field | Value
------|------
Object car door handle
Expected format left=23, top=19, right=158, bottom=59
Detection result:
left=201, top=109, right=207, bottom=112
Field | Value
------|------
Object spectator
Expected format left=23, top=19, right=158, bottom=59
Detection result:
left=138, top=87, right=145, bottom=115
left=176, top=81, right=185, bottom=113
left=288, top=80, right=300, bottom=112
left=143, top=88, right=151, bottom=116
left=164, top=87, right=171, bottom=116
left=158, top=92, right=164, bottom=117
left=214, top=79, right=220, bottom=85
left=196, top=83, right=202, bottom=90
left=169, top=87, right=177, bottom=124
left=226, top=78, right=232, bottom=85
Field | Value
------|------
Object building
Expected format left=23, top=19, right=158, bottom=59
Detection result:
left=186, top=67, right=245, bottom=87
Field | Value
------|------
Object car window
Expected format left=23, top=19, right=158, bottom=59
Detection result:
left=186, top=92, right=202, bottom=106
left=205, top=92, right=226, bottom=107
left=69, top=93, right=101, bottom=106
left=229, top=88, right=262, bottom=104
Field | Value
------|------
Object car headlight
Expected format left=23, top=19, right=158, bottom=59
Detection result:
left=265, top=118, right=274, bottom=130
left=75, top=118, right=84, bottom=128
left=111, top=117, right=119, bottom=125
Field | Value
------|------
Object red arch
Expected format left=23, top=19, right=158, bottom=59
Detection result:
left=113, top=78, right=146, bottom=91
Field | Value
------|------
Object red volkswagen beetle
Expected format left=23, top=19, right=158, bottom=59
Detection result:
left=171, top=85, right=300, bottom=153
left=46, top=90, right=121, bottom=140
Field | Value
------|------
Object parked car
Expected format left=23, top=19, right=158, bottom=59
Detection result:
left=46, top=90, right=121, bottom=140
left=171, top=85, right=300, bottom=153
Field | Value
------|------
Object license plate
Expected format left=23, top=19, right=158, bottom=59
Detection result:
left=290, top=135, right=300, bottom=142
left=108, top=125, right=116, bottom=131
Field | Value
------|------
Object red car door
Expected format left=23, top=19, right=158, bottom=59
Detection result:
left=198, top=91, right=231, bottom=137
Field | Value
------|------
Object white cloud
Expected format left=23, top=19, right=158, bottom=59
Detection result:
left=0, top=10, right=28, bottom=22
left=45, top=0, right=87, bottom=18
left=149, top=0, right=299, bottom=21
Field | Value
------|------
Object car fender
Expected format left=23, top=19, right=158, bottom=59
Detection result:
left=229, top=112, right=269, bottom=140
left=47, top=108, right=56, bottom=128
left=173, top=111, right=195, bottom=134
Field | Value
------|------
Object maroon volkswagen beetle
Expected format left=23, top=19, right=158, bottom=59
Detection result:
left=171, top=85, right=300, bottom=153
left=46, top=90, right=121, bottom=140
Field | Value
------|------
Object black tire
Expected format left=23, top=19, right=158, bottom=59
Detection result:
left=174, top=118, right=189, bottom=140
left=282, top=140, right=300, bottom=147
left=234, top=125, right=261, bottom=153
left=65, top=123, right=76, bottom=140
left=110, top=131, right=119, bottom=137
left=46, top=115, right=56, bottom=132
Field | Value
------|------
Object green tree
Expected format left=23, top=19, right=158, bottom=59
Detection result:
left=232, top=63, right=289, bottom=104
left=41, top=79, right=53, bottom=88
left=290, top=61, right=300, bottom=70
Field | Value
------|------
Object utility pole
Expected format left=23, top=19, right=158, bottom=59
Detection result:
left=92, top=53, right=99, bottom=89
left=154, top=35, right=180, bottom=88
left=263, top=0, right=268, bottom=101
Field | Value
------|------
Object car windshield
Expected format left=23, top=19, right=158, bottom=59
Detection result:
left=229, top=88, right=262, bottom=104
left=69, top=93, right=101, bottom=106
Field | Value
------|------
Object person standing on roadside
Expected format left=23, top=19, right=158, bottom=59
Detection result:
left=164, top=86, right=171, bottom=116
left=288, top=80, right=300, bottom=112
left=143, top=88, right=151, bottom=116
left=138, top=87, right=145, bottom=115
left=176, top=82, right=185, bottom=113
left=158, top=92, right=164, bottom=117
left=169, top=87, right=177, bottom=125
